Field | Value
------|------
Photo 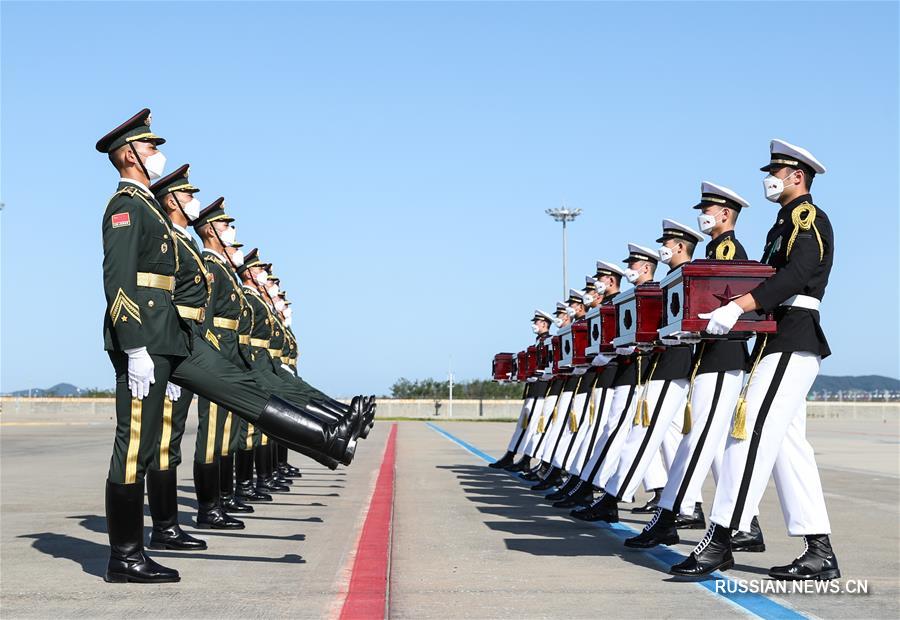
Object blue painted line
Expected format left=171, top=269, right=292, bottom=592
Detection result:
left=426, top=422, right=807, bottom=620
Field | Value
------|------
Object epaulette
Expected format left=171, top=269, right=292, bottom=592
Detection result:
left=788, top=201, right=824, bottom=261
left=715, top=236, right=736, bottom=260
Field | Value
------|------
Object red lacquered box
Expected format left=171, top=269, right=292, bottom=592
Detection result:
left=492, top=352, right=514, bottom=382
left=558, top=319, right=590, bottom=368
left=612, top=282, right=664, bottom=347
left=585, top=304, right=616, bottom=355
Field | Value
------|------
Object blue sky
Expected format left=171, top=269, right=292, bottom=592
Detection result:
left=2, top=1, right=898, bottom=396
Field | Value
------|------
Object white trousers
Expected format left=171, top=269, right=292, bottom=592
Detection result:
left=552, top=375, right=596, bottom=469
left=566, top=385, right=613, bottom=477
left=642, top=450, right=668, bottom=492
left=506, top=384, right=539, bottom=454
left=659, top=370, right=743, bottom=516
left=710, top=351, right=831, bottom=536
left=582, top=384, right=638, bottom=488
left=605, top=378, right=689, bottom=502
left=539, top=375, right=581, bottom=464
left=521, top=381, right=554, bottom=457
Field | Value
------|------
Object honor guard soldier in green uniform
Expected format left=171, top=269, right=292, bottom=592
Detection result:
left=97, top=109, right=188, bottom=583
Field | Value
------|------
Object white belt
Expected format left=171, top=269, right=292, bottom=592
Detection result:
left=781, top=294, right=821, bottom=311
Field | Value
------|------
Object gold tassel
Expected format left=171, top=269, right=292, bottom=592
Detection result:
left=682, top=401, right=693, bottom=435
left=641, top=399, right=651, bottom=427
left=520, top=411, right=529, bottom=429
left=569, top=409, right=579, bottom=433
left=731, top=397, right=748, bottom=440
left=588, top=392, right=595, bottom=426
left=551, top=402, right=558, bottom=423
left=633, top=398, right=643, bottom=426
left=537, top=414, right=545, bottom=434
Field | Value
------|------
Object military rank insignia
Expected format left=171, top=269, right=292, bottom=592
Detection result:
left=111, top=212, right=131, bottom=228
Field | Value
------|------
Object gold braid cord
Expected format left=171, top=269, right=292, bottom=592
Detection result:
left=787, top=202, right=824, bottom=261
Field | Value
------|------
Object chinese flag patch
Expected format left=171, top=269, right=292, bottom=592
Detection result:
left=111, top=212, right=131, bottom=228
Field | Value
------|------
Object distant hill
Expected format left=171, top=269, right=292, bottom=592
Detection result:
left=811, top=375, right=900, bottom=394
left=5, top=382, right=83, bottom=397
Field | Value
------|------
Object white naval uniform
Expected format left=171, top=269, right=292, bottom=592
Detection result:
left=506, top=382, right=541, bottom=454
left=659, top=369, right=743, bottom=516
left=521, top=378, right=554, bottom=458
left=550, top=369, right=596, bottom=469
left=564, top=382, right=612, bottom=476
left=584, top=383, right=639, bottom=488
left=710, top=351, right=831, bottom=535
left=538, top=374, right=581, bottom=465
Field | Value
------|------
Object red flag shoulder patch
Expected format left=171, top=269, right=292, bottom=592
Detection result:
left=111, top=212, right=131, bottom=228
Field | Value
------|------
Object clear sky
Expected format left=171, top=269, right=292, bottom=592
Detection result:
left=2, top=1, right=898, bottom=396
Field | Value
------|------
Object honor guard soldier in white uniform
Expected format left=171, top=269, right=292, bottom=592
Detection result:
left=490, top=310, right=555, bottom=470
left=671, top=140, right=839, bottom=581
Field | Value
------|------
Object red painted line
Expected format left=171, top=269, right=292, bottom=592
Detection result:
left=340, top=423, right=397, bottom=620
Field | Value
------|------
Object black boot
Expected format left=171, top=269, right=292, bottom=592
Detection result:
left=146, top=469, right=207, bottom=551
left=505, top=456, right=530, bottom=472
left=769, top=535, right=840, bottom=581
left=570, top=492, right=619, bottom=523
left=546, top=474, right=581, bottom=501
left=235, top=449, right=272, bottom=502
left=255, top=395, right=355, bottom=468
left=195, top=461, right=244, bottom=529
left=489, top=451, right=516, bottom=469
left=269, top=444, right=293, bottom=486
left=520, top=463, right=545, bottom=482
left=625, top=508, right=679, bottom=548
left=674, top=502, right=707, bottom=530
left=531, top=467, right=562, bottom=491
left=632, top=488, right=662, bottom=513
left=219, top=454, right=253, bottom=513
left=732, top=516, right=766, bottom=552
left=669, top=523, right=734, bottom=576
left=105, top=480, right=180, bottom=583
left=554, top=480, right=595, bottom=508
left=255, top=445, right=289, bottom=493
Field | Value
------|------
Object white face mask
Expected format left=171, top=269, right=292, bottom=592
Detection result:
left=582, top=293, right=595, bottom=305
left=565, top=307, right=577, bottom=318
left=182, top=197, right=201, bottom=222
left=219, top=226, right=237, bottom=246
left=255, top=270, right=269, bottom=286
left=267, top=284, right=280, bottom=296
left=763, top=170, right=797, bottom=202
left=697, top=208, right=723, bottom=234
left=284, top=307, right=293, bottom=318
left=554, top=317, right=564, bottom=328
left=285, top=317, right=293, bottom=327
left=657, top=246, right=673, bottom=265
left=274, top=300, right=286, bottom=312
left=532, top=323, right=540, bottom=334
left=624, top=268, right=640, bottom=283
left=594, top=280, right=608, bottom=295
left=229, top=249, right=245, bottom=267
left=143, top=151, right=167, bottom=180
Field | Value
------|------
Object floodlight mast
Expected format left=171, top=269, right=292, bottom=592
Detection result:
left=545, top=206, right=582, bottom=300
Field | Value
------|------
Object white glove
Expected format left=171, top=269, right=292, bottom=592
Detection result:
left=124, top=347, right=155, bottom=400
left=660, top=337, right=680, bottom=346
left=165, top=382, right=181, bottom=402
left=280, top=363, right=296, bottom=375
left=615, top=346, right=635, bottom=356
left=699, top=301, right=743, bottom=336
left=678, top=333, right=702, bottom=345
left=591, top=353, right=614, bottom=367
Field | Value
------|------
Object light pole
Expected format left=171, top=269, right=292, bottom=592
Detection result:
left=546, top=206, right=582, bottom=299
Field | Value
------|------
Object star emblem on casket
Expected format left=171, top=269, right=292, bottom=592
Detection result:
left=713, top=284, right=741, bottom=305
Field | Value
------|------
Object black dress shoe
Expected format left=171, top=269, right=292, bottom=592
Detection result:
left=197, top=506, right=245, bottom=529
left=531, top=468, right=562, bottom=491
left=105, top=480, right=180, bottom=584
left=570, top=492, right=618, bottom=523
left=258, top=478, right=290, bottom=493
left=731, top=516, right=765, bottom=552
left=625, top=509, right=679, bottom=548
left=504, top=456, right=531, bottom=472
left=769, top=535, right=841, bottom=581
left=236, top=483, right=273, bottom=502
left=283, top=463, right=302, bottom=477
left=272, top=473, right=294, bottom=485
left=632, top=488, right=662, bottom=513
left=221, top=494, right=254, bottom=513
left=670, top=523, right=734, bottom=576
left=674, top=503, right=706, bottom=530
left=546, top=475, right=581, bottom=501
left=489, top=451, right=516, bottom=469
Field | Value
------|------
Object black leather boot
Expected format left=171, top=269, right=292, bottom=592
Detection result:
left=235, top=449, right=272, bottom=502
left=625, top=508, right=679, bottom=548
left=146, top=469, right=207, bottom=551
left=219, top=454, right=253, bottom=513
left=519, top=463, right=545, bottom=482
left=255, top=445, right=289, bottom=493
left=195, top=461, right=244, bottom=529
left=731, top=516, right=765, bottom=552
left=546, top=474, right=581, bottom=500
left=105, top=480, right=180, bottom=583
left=489, top=451, right=517, bottom=469
left=674, top=502, right=707, bottom=530
left=531, top=467, right=562, bottom=491
left=553, top=480, right=594, bottom=508
left=769, top=535, right=840, bottom=581
left=632, top=488, right=662, bottom=513
left=570, top=491, right=619, bottom=522
left=670, top=523, right=734, bottom=576
left=269, top=443, right=293, bottom=486
left=255, top=395, right=356, bottom=467
left=505, top=456, right=530, bottom=472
